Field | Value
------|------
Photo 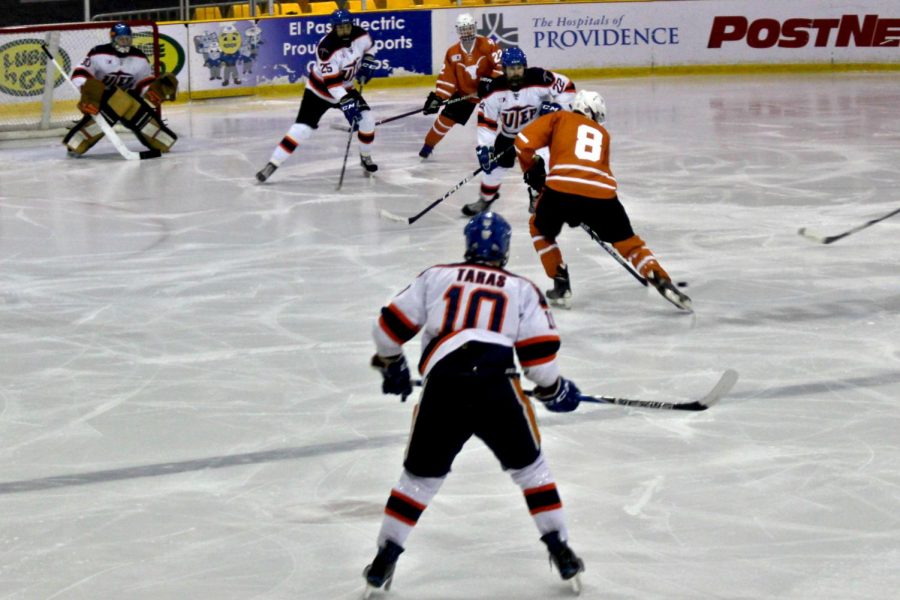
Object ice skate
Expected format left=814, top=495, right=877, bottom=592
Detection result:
left=418, top=144, right=433, bottom=160
left=540, top=531, right=585, bottom=594
left=545, top=266, right=572, bottom=309
left=362, top=540, right=404, bottom=598
left=256, top=162, right=278, bottom=183
left=461, top=194, right=497, bottom=217
left=360, top=153, right=378, bottom=175
left=647, top=270, right=692, bottom=312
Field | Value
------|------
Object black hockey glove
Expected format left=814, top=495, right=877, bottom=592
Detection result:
left=477, top=76, right=494, bottom=98
left=476, top=145, right=496, bottom=174
left=523, top=156, right=546, bottom=192
left=534, top=377, right=581, bottom=413
left=371, top=354, right=413, bottom=401
left=423, top=91, right=442, bottom=115
left=356, top=54, right=378, bottom=85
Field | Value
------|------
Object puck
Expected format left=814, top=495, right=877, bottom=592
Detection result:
left=676, top=281, right=688, bottom=288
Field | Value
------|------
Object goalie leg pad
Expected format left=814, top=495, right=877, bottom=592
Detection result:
left=62, top=116, right=104, bottom=155
left=115, top=93, right=177, bottom=153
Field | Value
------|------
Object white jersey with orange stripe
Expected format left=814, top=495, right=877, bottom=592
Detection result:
left=307, top=26, right=375, bottom=104
left=71, top=44, right=155, bottom=96
left=373, top=262, right=561, bottom=387
left=477, top=67, right=575, bottom=146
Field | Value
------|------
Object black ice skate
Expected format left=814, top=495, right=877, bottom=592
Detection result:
left=362, top=540, right=404, bottom=598
left=360, top=154, right=378, bottom=175
left=418, top=144, right=433, bottom=160
left=461, top=194, right=497, bottom=217
left=256, top=162, right=278, bottom=183
left=647, top=271, right=693, bottom=312
left=540, top=531, right=585, bottom=594
left=546, top=266, right=572, bottom=309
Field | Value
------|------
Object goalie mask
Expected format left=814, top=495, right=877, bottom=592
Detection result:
left=572, top=90, right=607, bottom=125
left=455, top=13, right=477, bottom=47
left=110, top=22, right=133, bottom=54
left=464, top=211, right=512, bottom=267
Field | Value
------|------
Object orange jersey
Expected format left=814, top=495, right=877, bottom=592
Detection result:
left=435, top=37, right=502, bottom=101
left=515, top=111, right=617, bottom=200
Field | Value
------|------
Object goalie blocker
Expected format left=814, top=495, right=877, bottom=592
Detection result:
left=64, top=78, right=178, bottom=156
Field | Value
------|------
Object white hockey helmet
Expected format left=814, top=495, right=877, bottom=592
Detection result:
left=572, top=90, right=607, bottom=124
left=221, top=23, right=237, bottom=34
left=455, top=13, right=477, bottom=44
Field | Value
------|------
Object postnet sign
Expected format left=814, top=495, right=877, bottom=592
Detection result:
left=709, top=14, right=900, bottom=49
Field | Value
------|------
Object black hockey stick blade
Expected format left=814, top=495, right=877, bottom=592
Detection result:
left=798, top=206, right=900, bottom=244
left=580, top=368, right=738, bottom=411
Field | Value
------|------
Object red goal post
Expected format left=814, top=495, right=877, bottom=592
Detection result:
left=0, top=20, right=160, bottom=137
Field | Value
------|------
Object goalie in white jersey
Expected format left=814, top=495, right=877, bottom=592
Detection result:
left=64, top=22, right=178, bottom=157
left=462, top=46, right=576, bottom=216
left=363, top=212, right=585, bottom=596
left=255, top=9, right=379, bottom=182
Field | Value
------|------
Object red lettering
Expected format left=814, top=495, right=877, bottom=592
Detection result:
left=708, top=15, right=747, bottom=48
left=747, top=18, right=781, bottom=48
left=811, top=19, right=840, bottom=46
left=836, top=14, right=877, bottom=47
left=778, top=18, right=811, bottom=48
left=873, top=18, right=900, bottom=47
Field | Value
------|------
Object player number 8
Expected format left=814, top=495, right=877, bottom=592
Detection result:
left=574, top=124, right=602, bottom=161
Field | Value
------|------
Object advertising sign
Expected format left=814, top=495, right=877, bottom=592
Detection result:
left=187, top=11, right=431, bottom=94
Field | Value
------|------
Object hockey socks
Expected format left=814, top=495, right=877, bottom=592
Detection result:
left=423, top=114, right=455, bottom=149
left=510, top=453, right=569, bottom=540
left=376, top=470, right=443, bottom=549
left=613, top=234, right=669, bottom=281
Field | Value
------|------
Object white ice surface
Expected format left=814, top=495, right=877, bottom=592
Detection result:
left=0, top=73, right=898, bottom=600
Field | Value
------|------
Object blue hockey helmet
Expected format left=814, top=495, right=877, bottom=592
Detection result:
left=501, top=46, right=527, bottom=68
left=330, top=8, right=353, bottom=27
left=110, top=22, right=133, bottom=53
left=464, top=212, right=512, bottom=267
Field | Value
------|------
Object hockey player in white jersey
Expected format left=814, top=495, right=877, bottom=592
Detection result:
left=363, top=212, right=585, bottom=597
left=255, top=9, right=379, bottom=182
left=462, top=47, right=575, bottom=216
left=63, top=22, right=178, bottom=157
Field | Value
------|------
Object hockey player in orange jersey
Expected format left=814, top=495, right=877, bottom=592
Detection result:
left=417, top=13, right=502, bottom=160
left=515, top=90, right=692, bottom=311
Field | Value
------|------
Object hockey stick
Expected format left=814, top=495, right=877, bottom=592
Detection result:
left=798, top=206, right=900, bottom=244
left=336, top=83, right=364, bottom=191
left=411, top=369, right=738, bottom=411
left=380, top=146, right=515, bottom=225
left=330, top=94, right=476, bottom=132
left=580, top=224, right=648, bottom=287
left=40, top=43, right=150, bottom=162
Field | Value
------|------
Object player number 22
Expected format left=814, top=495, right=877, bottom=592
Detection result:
left=574, top=124, right=603, bottom=161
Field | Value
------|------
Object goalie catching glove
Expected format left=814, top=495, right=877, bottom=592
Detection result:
left=533, top=377, right=582, bottom=413
left=145, top=73, right=178, bottom=106
left=77, top=78, right=105, bottom=115
left=371, top=354, right=413, bottom=401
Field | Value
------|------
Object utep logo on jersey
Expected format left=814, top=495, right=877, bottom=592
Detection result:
left=502, top=105, right=537, bottom=131
left=102, top=72, right=135, bottom=88
left=478, top=13, right=518, bottom=48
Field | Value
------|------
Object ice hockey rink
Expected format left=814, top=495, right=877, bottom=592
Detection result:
left=1, top=72, right=898, bottom=599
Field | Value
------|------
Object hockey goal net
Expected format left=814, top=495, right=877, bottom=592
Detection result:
left=0, top=20, right=160, bottom=137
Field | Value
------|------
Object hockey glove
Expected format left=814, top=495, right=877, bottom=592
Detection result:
left=78, top=78, right=105, bottom=116
left=423, top=91, right=443, bottom=115
left=476, top=146, right=497, bottom=174
left=534, top=377, right=581, bottom=413
left=145, top=73, right=179, bottom=106
left=538, top=101, right=562, bottom=116
left=477, top=76, right=493, bottom=98
left=339, top=91, right=363, bottom=126
left=371, top=354, right=413, bottom=401
left=356, top=54, right=378, bottom=85
left=523, top=156, right=546, bottom=193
